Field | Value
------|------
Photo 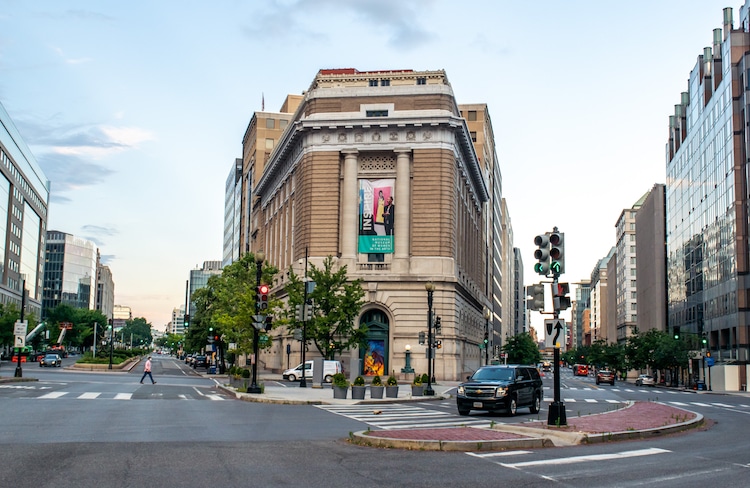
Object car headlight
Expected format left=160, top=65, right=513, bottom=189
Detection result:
left=457, top=386, right=465, bottom=395
left=495, top=387, right=507, bottom=398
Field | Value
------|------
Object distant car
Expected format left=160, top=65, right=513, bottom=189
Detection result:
left=596, top=370, right=615, bottom=385
left=192, top=355, right=207, bottom=368
left=39, top=354, right=62, bottom=367
left=185, top=354, right=194, bottom=364
left=635, top=374, right=655, bottom=386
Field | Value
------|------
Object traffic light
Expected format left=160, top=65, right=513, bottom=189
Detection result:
left=702, top=333, right=707, bottom=346
left=483, top=331, right=489, bottom=345
left=265, top=316, right=273, bottom=331
left=549, top=231, right=564, bottom=275
left=526, top=284, right=545, bottom=311
left=533, top=234, right=551, bottom=275
left=258, top=284, right=269, bottom=311
left=304, top=302, right=313, bottom=321
left=418, top=331, right=426, bottom=345
left=553, top=282, right=570, bottom=311
left=673, top=328, right=680, bottom=340
left=434, top=316, right=442, bottom=335
left=208, top=327, right=215, bottom=344
left=184, top=314, right=190, bottom=329
left=435, top=340, right=442, bottom=349
left=295, top=304, right=303, bottom=321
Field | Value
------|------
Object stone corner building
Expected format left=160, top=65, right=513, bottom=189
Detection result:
left=243, top=68, right=501, bottom=381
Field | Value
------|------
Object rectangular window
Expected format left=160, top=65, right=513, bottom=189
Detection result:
left=468, top=111, right=477, bottom=121
left=470, top=131, right=477, bottom=142
left=280, top=120, right=288, bottom=130
left=265, top=138, right=274, bottom=150
left=380, top=79, right=390, bottom=86
left=369, top=79, right=378, bottom=87
left=366, top=110, right=388, bottom=117
left=416, top=77, right=426, bottom=85
left=266, top=118, right=275, bottom=129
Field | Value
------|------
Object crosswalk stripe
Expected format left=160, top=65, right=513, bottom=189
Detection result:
left=38, top=392, right=67, bottom=399
left=114, top=393, right=132, bottom=400
left=78, top=392, right=101, bottom=399
left=669, top=401, right=689, bottom=406
left=499, top=447, right=670, bottom=468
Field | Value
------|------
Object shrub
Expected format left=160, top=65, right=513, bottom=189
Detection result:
left=353, top=375, right=365, bottom=386
left=332, top=372, right=348, bottom=388
left=386, top=375, right=398, bottom=386
left=241, top=368, right=251, bottom=378
left=421, top=373, right=429, bottom=384
left=413, top=374, right=423, bottom=386
left=371, top=375, right=382, bottom=386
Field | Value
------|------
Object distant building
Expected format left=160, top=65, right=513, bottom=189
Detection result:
left=112, top=305, right=132, bottom=330
left=42, top=231, right=98, bottom=316
left=223, top=158, right=243, bottom=267
left=590, top=248, right=615, bottom=343
left=614, top=193, right=646, bottom=343
left=573, top=280, right=591, bottom=348
left=96, top=262, right=114, bottom=321
left=170, top=306, right=186, bottom=335
left=188, top=261, right=222, bottom=318
left=0, top=101, right=49, bottom=320
left=635, top=184, right=667, bottom=334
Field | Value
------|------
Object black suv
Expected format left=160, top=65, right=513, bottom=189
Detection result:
left=192, top=355, right=208, bottom=369
left=456, top=365, right=543, bottom=416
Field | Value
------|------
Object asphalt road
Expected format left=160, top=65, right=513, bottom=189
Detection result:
left=1, top=356, right=748, bottom=487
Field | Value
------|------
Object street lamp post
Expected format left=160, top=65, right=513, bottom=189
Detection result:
left=401, top=344, right=414, bottom=373
left=424, top=282, right=435, bottom=396
left=249, top=251, right=265, bottom=394
left=108, top=320, right=114, bottom=370
left=14, top=279, right=26, bottom=378
left=483, top=307, right=491, bottom=366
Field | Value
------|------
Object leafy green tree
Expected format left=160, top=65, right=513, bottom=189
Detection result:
left=120, top=317, right=153, bottom=347
left=194, top=253, right=279, bottom=357
left=501, top=333, right=542, bottom=365
left=43, top=305, right=107, bottom=351
left=284, top=256, right=366, bottom=360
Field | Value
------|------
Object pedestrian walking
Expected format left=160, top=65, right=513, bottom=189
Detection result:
left=140, top=356, right=156, bottom=384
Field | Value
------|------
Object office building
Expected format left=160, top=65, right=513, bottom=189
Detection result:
left=635, top=184, right=667, bottom=334
left=188, top=260, right=222, bottom=318
left=0, top=101, right=49, bottom=320
left=42, top=231, right=98, bottom=316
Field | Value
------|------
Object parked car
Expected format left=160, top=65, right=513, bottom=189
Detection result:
left=192, top=355, right=207, bottom=368
left=283, top=360, right=343, bottom=383
left=596, top=370, right=615, bottom=385
left=39, top=353, right=62, bottom=367
left=456, top=365, right=543, bottom=416
left=635, top=374, right=655, bottom=386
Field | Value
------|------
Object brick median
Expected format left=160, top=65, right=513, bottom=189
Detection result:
left=364, top=402, right=697, bottom=441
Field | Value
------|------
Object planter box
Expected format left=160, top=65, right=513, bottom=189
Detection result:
left=385, top=385, right=399, bottom=398
left=370, top=385, right=384, bottom=399
left=411, top=385, right=424, bottom=396
left=351, top=385, right=366, bottom=400
left=333, top=386, right=348, bottom=399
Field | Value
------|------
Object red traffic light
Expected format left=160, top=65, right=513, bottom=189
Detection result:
left=258, top=284, right=269, bottom=294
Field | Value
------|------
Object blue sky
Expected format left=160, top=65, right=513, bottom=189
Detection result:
left=0, top=0, right=739, bottom=331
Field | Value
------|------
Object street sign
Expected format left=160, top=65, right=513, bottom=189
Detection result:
left=544, top=319, right=565, bottom=348
left=14, top=335, right=25, bottom=347
left=14, top=320, right=27, bottom=336
left=706, top=356, right=715, bottom=367
left=253, top=314, right=266, bottom=323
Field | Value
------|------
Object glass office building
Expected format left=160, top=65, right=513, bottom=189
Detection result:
left=666, top=4, right=750, bottom=362
left=42, top=231, right=98, bottom=315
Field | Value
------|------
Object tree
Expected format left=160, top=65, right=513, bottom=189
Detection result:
left=44, top=305, right=107, bottom=352
left=284, top=256, right=366, bottom=360
left=195, top=253, right=279, bottom=357
left=501, top=333, right=542, bottom=365
left=120, top=317, right=153, bottom=347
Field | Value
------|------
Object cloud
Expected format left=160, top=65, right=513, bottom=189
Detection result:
left=36, top=152, right=114, bottom=193
left=51, top=46, right=92, bottom=65
left=241, top=0, right=435, bottom=49
left=98, top=254, right=116, bottom=265
left=81, top=224, right=118, bottom=237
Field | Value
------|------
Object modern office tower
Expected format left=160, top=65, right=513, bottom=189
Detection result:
left=42, top=231, right=98, bottom=316
left=590, top=247, right=615, bottom=343
left=96, top=262, right=114, bottom=321
left=635, top=184, right=667, bottom=334
left=188, top=260, right=222, bottom=318
left=223, top=158, right=243, bottom=267
left=573, top=280, right=591, bottom=349
left=246, top=68, right=497, bottom=380
left=614, top=193, right=646, bottom=343
left=666, top=4, right=750, bottom=362
left=0, top=101, right=49, bottom=320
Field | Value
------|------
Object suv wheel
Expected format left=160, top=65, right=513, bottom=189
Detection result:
left=507, top=396, right=517, bottom=416
left=529, top=394, right=541, bottom=414
left=457, top=406, right=470, bottom=416
left=288, top=374, right=297, bottom=382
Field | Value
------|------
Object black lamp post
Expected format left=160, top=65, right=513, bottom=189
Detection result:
left=108, top=319, right=114, bottom=370
left=483, top=306, right=491, bottom=366
left=14, top=279, right=26, bottom=378
left=424, top=281, right=435, bottom=396
left=249, top=251, right=265, bottom=394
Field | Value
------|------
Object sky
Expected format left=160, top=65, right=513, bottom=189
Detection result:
left=0, top=0, right=742, bottom=333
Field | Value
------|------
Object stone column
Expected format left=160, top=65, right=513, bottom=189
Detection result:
left=394, top=149, right=411, bottom=261
left=341, top=150, right=359, bottom=261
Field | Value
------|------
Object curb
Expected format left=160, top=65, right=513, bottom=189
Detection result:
left=351, top=430, right=552, bottom=451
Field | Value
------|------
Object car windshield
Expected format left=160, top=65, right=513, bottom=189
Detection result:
left=470, top=368, right=515, bottom=382
left=44, top=355, right=57, bottom=359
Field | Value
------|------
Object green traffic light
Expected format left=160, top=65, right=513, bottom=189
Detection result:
left=551, top=261, right=561, bottom=274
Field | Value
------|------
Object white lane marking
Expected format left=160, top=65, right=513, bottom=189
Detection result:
left=193, top=387, right=205, bottom=397
left=467, top=450, right=532, bottom=458
left=500, top=447, right=671, bottom=468
left=605, top=399, right=620, bottom=403
left=38, top=392, right=67, bottom=399
left=207, top=394, right=224, bottom=401
left=78, top=392, right=101, bottom=399
left=114, top=393, right=132, bottom=400
left=179, top=394, right=188, bottom=400
left=584, top=399, right=597, bottom=403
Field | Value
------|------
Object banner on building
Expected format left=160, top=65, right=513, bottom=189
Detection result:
left=358, top=178, right=394, bottom=253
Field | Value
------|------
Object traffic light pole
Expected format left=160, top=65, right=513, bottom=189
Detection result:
left=424, top=282, right=435, bottom=396
left=300, top=247, right=308, bottom=388
left=249, top=253, right=264, bottom=394
left=547, top=276, right=567, bottom=426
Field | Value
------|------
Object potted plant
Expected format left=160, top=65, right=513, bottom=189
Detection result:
left=370, top=375, right=384, bottom=399
left=241, top=367, right=251, bottom=390
left=385, top=375, right=399, bottom=398
left=351, top=375, right=366, bottom=400
left=411, top=373, right=424, bottom=396
left=332, top=372, right=348, bottom=399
